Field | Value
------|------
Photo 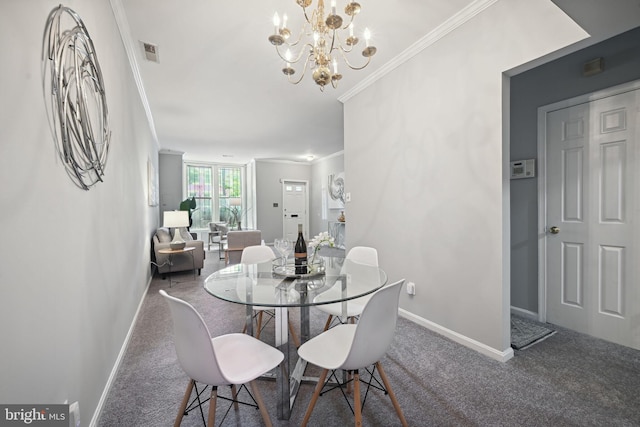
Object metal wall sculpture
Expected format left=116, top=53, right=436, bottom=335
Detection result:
left=328, top=172, right=345, bottom=208
left=42, top=5, right=111, bottom=190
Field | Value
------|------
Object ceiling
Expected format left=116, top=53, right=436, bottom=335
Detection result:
left=116, top=0, right=640, bottom=165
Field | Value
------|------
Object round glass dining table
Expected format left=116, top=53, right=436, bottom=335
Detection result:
left=203, top=255, right=387, bottom=420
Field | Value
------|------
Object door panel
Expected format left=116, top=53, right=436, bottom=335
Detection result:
left=282, top=181, right=308, bottom=242
left=545, top=88, right=639, bottom=349
left=561, top=242, right=583, bottom=307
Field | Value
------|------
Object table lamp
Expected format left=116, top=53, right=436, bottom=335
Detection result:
left=163, top=210, right=189, bottom=250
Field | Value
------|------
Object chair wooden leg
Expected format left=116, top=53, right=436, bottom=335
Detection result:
left=174, top=379, right=195, bottom=427
left=231, top=384, right=239, bottom=410
left=288, top=320, right=301, bottom=348
left=249, top=380, right=273, bottom=427
left=207, top=386, right=218, bottom=427
left=323, top=314, right=333, bottom=331
left=256, top=311, right=264, bottom=339
left=353, top=370, right=362, bottom=427
left=376, top=361, right=408, bottom=427
left=301, top=368, right=329, bottom=427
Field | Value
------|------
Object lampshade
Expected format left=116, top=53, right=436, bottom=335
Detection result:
left=163, top=211, right=189, bottom=249
left=163, top=211, right=189, bottom=228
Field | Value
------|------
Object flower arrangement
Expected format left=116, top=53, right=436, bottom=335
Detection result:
left=308, top=231, right=335, bottom=264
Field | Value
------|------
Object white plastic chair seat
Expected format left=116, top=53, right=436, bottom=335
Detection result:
left=212, top=333, right=283, bottom=384
left=298, top=324, right=356, bottom=370
left=298, top=280, right=408, bottom=427
left=315, top=246, right=379, bottom=330
left=160, top=289, right=284, bottom=426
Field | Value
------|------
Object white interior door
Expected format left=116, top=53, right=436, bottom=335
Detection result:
left=282, top=180, right=308, bottom=242
left=544, top=86, right=640, bottom=349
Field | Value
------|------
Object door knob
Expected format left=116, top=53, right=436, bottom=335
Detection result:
left=549, top=226, right=560, bottom=234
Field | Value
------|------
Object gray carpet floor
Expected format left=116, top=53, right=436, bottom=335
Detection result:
left=97, top=251, right=640, bottom=426
left=510, top=315, right=556, bottom=350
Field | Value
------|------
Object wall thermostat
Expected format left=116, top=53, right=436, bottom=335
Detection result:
left=510, top=159, right=535, bottom=179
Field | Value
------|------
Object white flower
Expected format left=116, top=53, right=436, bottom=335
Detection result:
left=308, top=231, right=335, bottom=250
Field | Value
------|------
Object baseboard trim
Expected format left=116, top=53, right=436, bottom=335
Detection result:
left=510, top=306, right=539, bottom=321
left=89, top=275, right=153, bottom=427
left=399, top=309, right=514, bottom=362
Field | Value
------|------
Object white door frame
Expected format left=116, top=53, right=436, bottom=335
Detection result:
left=281, top=179, right=309, bottom=240
left=536, top=79, right=640, bottom=323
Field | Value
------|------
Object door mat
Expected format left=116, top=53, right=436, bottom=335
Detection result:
left=511, top=315, right=556, bottom=350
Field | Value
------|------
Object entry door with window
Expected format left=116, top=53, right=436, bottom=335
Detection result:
left=543, top=85, right=640, bottom=349
left=282, top=180, right=308, bottom=242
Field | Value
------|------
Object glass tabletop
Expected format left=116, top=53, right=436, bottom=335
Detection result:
left=204, top=256, right=387, bottom=308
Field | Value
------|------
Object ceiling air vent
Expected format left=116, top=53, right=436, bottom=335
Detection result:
left=141, top=41, right=159, bottom=63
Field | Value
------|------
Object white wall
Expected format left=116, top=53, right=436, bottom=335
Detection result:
left=0, top=0, right=158, bottom=422
left=310, top=152, right=345, bottom=238
left=343, top=0, right=587, bottom=358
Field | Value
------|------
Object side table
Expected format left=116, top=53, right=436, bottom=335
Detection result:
left=157, top=246, right=196, bottom=287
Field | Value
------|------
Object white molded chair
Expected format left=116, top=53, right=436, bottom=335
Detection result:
left=160, top=290, right=283, bottom=427
left=240, top=245, right=301, bottom=348
left=314, top=246, right=379, bottom=331
left=298, top=279, right=408, bottom=427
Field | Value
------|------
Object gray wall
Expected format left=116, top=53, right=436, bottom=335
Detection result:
left=510, top=26, right=640, bottom=314
left=255, top=160, right=311, bottom=244
left=343, top=0, right=587, bottom=358
left=0, top=0, right=158, bottom=422
left=159, top=152, right=184, bottom=219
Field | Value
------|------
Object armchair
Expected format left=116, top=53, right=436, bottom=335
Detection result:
left=153, top=227, right=205, bottom=277
left=225, top=230, right=262, bottom=264
left=208, top=222, right=229, bottom=259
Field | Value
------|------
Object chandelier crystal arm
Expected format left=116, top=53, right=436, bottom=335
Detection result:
left=286, top=51, right=314, bottom=85
left=275, top=42, right=314, bottom=64
left=341, top=14, right=355, bottom=31
left=336, top=47, right=372, bottom=71
left=282, top=22, right=309, bottom=47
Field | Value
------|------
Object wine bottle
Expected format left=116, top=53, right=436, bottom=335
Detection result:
left=294, top=224, right=307, bottom=274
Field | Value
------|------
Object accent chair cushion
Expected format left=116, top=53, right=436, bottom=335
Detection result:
left=156, top=227, right=171, bottom=243
left=178, top=228, right=194, bottom=241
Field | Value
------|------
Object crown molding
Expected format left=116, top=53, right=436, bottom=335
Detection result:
left=109, top=0, right=159, bottom=148
left=339, top=0, right=499, bottom=103
left=316, top=150, right=344, bottom=163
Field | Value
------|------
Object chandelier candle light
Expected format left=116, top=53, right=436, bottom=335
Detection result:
left=268, top=0, right=377, bottom=91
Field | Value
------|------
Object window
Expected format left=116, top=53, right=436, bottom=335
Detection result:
left=218, top=167, right=243, bottom=228
left=186, top=165, right=213, bottom=230
left=185, top=164, right=244, bottom=230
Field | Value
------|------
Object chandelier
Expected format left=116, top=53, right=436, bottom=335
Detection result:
left=268, top=0, right=377, bottom=91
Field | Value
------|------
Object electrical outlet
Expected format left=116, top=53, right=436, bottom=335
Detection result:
left=406, top=282, right=416, bottom=295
